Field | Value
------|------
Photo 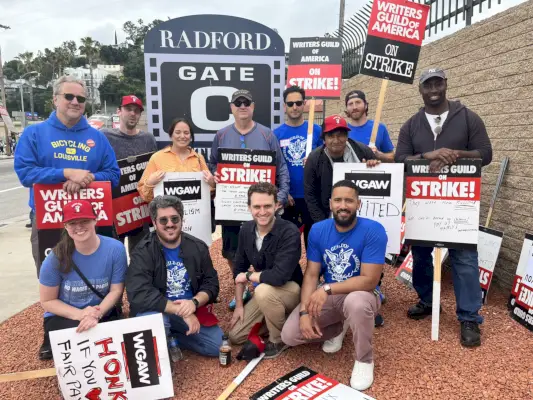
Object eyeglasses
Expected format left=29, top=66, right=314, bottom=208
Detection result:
left=286, top=101, right=304, bottom=107
left=157, top=216, right=181, bottom=226
left=59, top=93, right=87, bottom=103
left=240, top=135, right=246, bottom=149
left=433, top=116, right=442, bottom=136
left=233, top=99, right=252, bottom=108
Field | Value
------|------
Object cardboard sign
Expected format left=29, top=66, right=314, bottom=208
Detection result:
left=143, top=15, right=286, bottom=157
left=359, top=0, right=430, bottom=83
left=50, top=314, right=174, bottom=400
left=250, top=366, right=375, bottom=400
left=395, top=248, right=449, bottom=289
left=287, top=37, right=342, bottom=99
left=154, top=172, right=212, bottom=246
left=34, top=182, right=114, bottom=230
left=0, top=103, right=16, bottom=133
left=333, top=163, right=404, bottom=254
left=478, top=226, right=503, bottom=303
left=404, top=159, right=481, bottom=250
left=112, top=153, right=154, bottom=236
left=509, top=233, right=533, bottom=331
left=215, top=148, right=276, bottom=223
left=38, top=229, right=62, bottom=265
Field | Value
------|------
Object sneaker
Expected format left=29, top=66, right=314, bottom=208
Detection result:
left=350, top=361, right=374, bottom=391
left=407, top=301, right=433, bottom=320
left=228, top=289, right=253, bottom=311
left=322, top=321, right=349, bottom=353
left=264, top=341, right=289, bottom=359
left=374, top=314, right=384, bottom=327
left=460, top=321, right=481, bottom=347
left=25, top=222, right=32, bottom=228
left=39, top=343, right=53, bottom=360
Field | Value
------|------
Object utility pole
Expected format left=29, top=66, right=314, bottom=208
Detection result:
left=339, top=0, right=346, bottom=38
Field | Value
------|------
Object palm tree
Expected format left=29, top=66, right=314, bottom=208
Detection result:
left=79, top=37, right=101, bottom=104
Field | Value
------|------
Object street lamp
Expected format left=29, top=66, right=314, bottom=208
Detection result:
left=19, top=71, right=38, bottom=128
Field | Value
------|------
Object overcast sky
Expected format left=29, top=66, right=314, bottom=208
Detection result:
left=0, top=0, right=526, bottom=62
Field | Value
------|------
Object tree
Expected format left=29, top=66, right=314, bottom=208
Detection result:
left=99, top=45, right=128, bottom=65
left=2, top=59, right=22, bottom=80
left=79, top=37, right=101, bottom=104
left=123, top=19, right=163, bottom=47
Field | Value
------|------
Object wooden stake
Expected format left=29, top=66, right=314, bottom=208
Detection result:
left=305, top=98, right=316, bottom=157
left=216, top=353, right=264, bottom=400
left=369, top=79, right=389, bottom=147
left=0, top=367, right=56, bottom=383
left=431, top=247, right=443, bottom=341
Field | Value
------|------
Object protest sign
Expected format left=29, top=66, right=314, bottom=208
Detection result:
left=250, top=366, right=375, bottom=400
left=112, top=152, right=153, bottom=236
left=287, top=37, right=342, bottom=99
left=143, top=15, right=286, bottom=157
left=404, top=159, right=481, bottom=250
left=359, top=0, right=430, bottom=84
left=215, top=148, right=276, bottom=223
left=395, top=248, right=448, bottom=289
left=50, top=313, right=174, bottom=400
left=333, top=163, right=404, bottom=254
left=478, top=226, right=503, bottom=303
left=509, top=233, right=533, bottom=331
left=154, top=172, right=212, bottom=246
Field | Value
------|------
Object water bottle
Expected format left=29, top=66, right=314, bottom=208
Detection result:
left=168, top=336, right=183, bottom=362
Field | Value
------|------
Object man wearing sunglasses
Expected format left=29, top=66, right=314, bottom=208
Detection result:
left=274, top=85, right=322, bottom=250
left=126, top=195, right=222, bottom=358
left=14, top=75, right=120, bottom=278
left=395, top=67, right=492, bottom=348
left=209, top=89, right=290, bottom=310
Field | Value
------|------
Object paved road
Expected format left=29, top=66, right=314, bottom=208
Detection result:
left=0, top=158, right=29, bottom=223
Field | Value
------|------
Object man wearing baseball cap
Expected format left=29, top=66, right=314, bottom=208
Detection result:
left=101, top=95, right=158, bottom=253
left=395, top=67, right=492, bottom=347
left=344, top=90, right=395, bottom=162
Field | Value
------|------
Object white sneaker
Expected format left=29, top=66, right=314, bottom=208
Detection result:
left=350, top=361, right=374, bottom=391
left=322, top=321, right=349, bottom=353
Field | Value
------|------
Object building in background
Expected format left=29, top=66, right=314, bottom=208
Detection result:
left=64, top=64, right=123, bottom=106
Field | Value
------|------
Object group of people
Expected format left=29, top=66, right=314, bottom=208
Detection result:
left=12, top=66, right=492, bottom=391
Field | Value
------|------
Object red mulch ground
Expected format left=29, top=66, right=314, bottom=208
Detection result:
left=0, top=238, right=532, bottom=400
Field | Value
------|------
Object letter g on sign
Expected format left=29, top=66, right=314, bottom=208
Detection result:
left=190, top=86, right=238, bottom=131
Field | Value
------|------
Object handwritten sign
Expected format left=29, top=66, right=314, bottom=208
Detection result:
left=509, top=233, right=533, bottom=331
left=50, top=314, right=174, bottom=400
left=333, top=163, right=404, bottom=254
left=405, top=159, right=481, bottom=250
left=478, top=226, right=503, bottom=303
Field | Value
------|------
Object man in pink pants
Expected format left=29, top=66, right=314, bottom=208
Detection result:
left=281, top=179, right=387, bottom=391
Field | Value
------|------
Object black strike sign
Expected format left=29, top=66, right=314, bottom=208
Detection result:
left=345, top=172, right=392, bottom=197
left=162, top=180, right=202, bottom=201
left=123, top=330, right=160, bottom=388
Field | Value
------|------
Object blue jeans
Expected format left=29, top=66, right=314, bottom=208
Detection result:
left=137, top=312, right=223, bottom=357
left=411, top=246, right=483, bottom=324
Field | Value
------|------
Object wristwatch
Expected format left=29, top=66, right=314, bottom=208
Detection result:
left=299, top=310, right=309, bottom=317
left=191, top=298, right=200, bottom=309
left=246, top=271, right=253, bottom=281
left=323, top=284, right=332, bottom=295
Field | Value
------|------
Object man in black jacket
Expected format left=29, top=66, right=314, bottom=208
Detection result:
left=126, top=195, right=222, bottom=357
left=395, top=68, right=492, bottom=348
left=229, top=182, right=303, bottom=359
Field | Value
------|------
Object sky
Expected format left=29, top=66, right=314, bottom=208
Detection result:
left=0, top=0, right=527, bottom=63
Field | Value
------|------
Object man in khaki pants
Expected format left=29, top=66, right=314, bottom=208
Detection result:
left=229, top=182, right=303, bottom=359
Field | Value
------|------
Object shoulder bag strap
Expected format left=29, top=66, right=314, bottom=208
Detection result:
left=71, top=262, right=105, bottom=300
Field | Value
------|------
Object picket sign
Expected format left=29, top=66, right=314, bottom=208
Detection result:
left=305, top=98, right=316, bottom=157
left=368, top=79, right=389, bottom=146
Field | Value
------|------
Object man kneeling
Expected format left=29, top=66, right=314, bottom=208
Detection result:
left=229, top=182, right=303, bottom=359
left=281, top=180, right=387, bottom=390
left=126, top=195, right=222, bottom=358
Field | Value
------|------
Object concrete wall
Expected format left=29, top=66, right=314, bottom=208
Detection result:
left=328, top=0, right=533, bottom=290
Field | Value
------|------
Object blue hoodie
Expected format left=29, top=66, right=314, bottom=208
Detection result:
left=15, top=111, right=120, bottom=210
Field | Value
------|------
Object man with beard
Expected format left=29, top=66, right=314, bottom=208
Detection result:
left=101, top=95, right=158, bottom=253
left=126, top=195, right=222, bottom=357
left=282, top=180, right=387, bottom=390
left=228, top=182, right=302, bottom=359
left=345, top=90, right=394, bottom=162
left=210, top=89, right=290, bottom=310
left=274, top=85, right=322, bottom=249
left=395, top=68, right=492, bottom=347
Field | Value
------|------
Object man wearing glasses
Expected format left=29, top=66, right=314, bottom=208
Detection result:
left=209, top=89, right=290, bottom=310
left=14, top=75, right=120, bottom=280
left=395, top=67, right=492, bottom=347
left=274, top=85, right=322, bottom=250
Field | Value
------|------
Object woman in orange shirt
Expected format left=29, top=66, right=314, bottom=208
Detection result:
left=138, top=118, right=215, bottom=203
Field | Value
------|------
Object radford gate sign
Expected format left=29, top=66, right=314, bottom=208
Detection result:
left=143, top=15, right=286, bottom=157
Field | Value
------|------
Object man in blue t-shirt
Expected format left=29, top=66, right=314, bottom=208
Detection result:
left=274, top=85, right=322, bottom=249
left=282, top=180, right=387, bottom=391
left=345, top=90, right=395, bottom=162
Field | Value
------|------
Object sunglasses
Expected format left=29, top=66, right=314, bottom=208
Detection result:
left=286, top=101, right=304, bottom=107
left=157, top=216, right=181, bottom=225
left=233, top=99, right=252, bottom=108
left=60, top=93, right=87, bottom=103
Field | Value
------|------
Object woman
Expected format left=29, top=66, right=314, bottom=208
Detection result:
left=138, top=118, right=215, bottom=203
left=38, top=200, right=127, bottom=360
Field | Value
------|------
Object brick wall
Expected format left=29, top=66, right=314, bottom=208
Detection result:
left=327, top=0, right=533, bottom=290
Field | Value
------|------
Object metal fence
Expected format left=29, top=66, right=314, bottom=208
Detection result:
left=328, top=0, right=503, bottom=79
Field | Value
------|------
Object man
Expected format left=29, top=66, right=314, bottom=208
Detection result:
left=395, top=68, right=492, bottom=347
left=209, top=89, right=290, bottom=310
left=274, top=85, right=321, bottom=249
left=282, top=180, right=387, bottom=390
left=228, top=182, right=302, bottom=359
left=345, top=90, right=395, bottom=162
left=101, top=95, right=158, bottom=253
left=15, top=75, right=120, bottom=277
left=126, top=195, right=222, bottom=357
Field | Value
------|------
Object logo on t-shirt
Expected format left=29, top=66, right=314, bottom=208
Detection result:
left=281, top=136, right=306, bottom=166
left=324, top=243, right=360, bottom=282
left=167, top=261, right=191, bottom=299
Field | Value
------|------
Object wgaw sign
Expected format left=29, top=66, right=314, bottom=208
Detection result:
left=143, top=15, right=286, bottom=157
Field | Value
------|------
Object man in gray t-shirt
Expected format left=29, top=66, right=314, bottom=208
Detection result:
left=101, top=95, right=158, bottom=253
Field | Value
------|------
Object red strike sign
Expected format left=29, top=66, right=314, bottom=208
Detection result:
left=286, top=65, right=342, bottom=98
left=217, top=164, right=276, bottom=185
left=113, top=192, right=150, bottom=235
left=406, top=177, right=481, bottom=201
